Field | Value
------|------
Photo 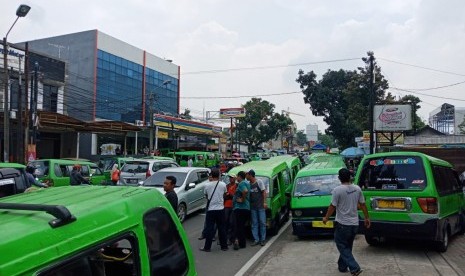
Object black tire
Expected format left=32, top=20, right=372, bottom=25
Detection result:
left=365, top=234, right=382, bottom=246
left=269, top=217, right=280, bottom=236
left=435, top=228, right=449, bottom=253
left=177, top=203, right=187, bottom=223
left=458, top=214, right=465, bottom=235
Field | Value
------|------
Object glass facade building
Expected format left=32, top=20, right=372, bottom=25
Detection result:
left=96, top=50, right=179, bottom=122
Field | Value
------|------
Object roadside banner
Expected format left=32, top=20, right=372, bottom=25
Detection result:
left=219, top=108, right=246, bottom=118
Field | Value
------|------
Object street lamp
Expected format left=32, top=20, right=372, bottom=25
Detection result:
left=3, top=4, right=31, bottom=162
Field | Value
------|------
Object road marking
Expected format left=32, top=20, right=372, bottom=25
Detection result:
left=234, top=220, right=291, bottom=276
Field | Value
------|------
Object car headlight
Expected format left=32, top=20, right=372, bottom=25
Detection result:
left=294, top=210, right=302, bottom=217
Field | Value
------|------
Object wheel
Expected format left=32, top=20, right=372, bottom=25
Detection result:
left=177, top=203, right=187, bottom=223
left=435, top=229, right=449, bottom=253
left=269, top=217, right=280, bottom=236
left=364, top=234, right=382, bottom=246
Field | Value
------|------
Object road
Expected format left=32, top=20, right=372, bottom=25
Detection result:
left=182, top=210, right=264, bottom=276
left=246, top=224, right=465, bottom=276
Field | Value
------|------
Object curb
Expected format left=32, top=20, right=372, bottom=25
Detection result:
left=234, top=220, right=291, bottom=276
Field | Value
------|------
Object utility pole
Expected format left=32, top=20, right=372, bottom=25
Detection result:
left=31, top=62, right=38, bottom=144
left=368, top=53, right=375, bottom=154
left=148, top=92, right=155, bottom=151
left=3, top=38, right=10, bottom=162
left=16, top=56, right=23, bottom=163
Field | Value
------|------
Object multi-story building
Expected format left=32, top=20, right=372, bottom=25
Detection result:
left=22, top=30, right=180, bottom=158
left=429, top=103, right=465, bottom=135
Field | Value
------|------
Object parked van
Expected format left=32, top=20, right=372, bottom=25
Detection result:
left=0, top=186, right=196, bottom=275
left=0, top=163, right=29, bottom=198
left=266, top=155, right=302, bottom=195
left=228, top=160, right=290, bottom=235
left=290, top=155, right=347, bottom=237
left=171, top=151, right=220, bottom=168
left=354, top=152, right=465, bottom=252
left=28, top=159, right=106, bottom=186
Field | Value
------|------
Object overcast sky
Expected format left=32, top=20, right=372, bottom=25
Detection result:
left=3, top=0, right=465, bottom=133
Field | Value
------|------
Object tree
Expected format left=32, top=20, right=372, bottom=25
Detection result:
left=236, top=98, right=294, bottom=151
left=180, top=108, right=192, bottom=120
left=295, top=130, right=307, bottom=146
left=317, top=131, right=337, bottom=148
left=398, top=95, right=425, bottom=134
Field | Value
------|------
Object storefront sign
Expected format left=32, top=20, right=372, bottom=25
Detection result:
left=374, top=105, right=412, bottom=131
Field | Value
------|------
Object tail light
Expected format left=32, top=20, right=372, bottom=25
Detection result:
left=146, top=169, right=151, bottom=178
left=417, top=197, right=438, bottom=214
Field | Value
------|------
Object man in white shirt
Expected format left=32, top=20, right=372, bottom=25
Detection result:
left=187, top=157, right=193, bottom=167
left=200, top=168, right=228, bottom=252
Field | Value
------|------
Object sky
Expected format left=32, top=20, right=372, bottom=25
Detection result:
left=3, top=0, right=465, bottom=134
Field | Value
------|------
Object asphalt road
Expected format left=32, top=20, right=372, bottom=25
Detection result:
left=181, top=210, right=264, bottom=276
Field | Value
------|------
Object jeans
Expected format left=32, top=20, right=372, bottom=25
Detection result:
left=203, top=209, right=227, bottom=250
left=251, top=208, right=266, bottom=242
left=224, top=207, right=235, bottom=242
left=334, top=223, right=360, bottom=273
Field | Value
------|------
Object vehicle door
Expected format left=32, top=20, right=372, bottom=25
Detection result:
left=270, top=175, right=282, bottom=222
left=89, top=165, right=105, bottom=185
left=53, top=163, right=73, bottom=186
left=184, top=170, right=202, bottom=210
left=194, top=170, right=210, bottom=208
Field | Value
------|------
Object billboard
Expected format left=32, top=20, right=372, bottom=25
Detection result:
left=374, top=105, right=412, bottom=131
left=0, top=44, right=25, bottom=71
left=219, top=108, right=246, bottom=118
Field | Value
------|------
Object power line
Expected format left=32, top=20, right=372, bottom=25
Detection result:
left=182, top=91, right=302, bottom=99
left=394, top=80, right=465, bottom=91
left=181, top=57, right=362, bottom=75
left=378, top=57, right=465, bottom=77
left=390, top=87, right=465, bottom=102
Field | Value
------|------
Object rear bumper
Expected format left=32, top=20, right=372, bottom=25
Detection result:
left=292, top=219, right=334, bottom=236
left=360, top=219, right=440, bottom=240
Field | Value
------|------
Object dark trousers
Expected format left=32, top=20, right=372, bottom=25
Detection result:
left=334, top=223, right=360, bottom=273
left=204, top=209, right=227, bottom=250
left=224, top=207, right=235, bottom=242
left=234, top=208, right=250, bottom=248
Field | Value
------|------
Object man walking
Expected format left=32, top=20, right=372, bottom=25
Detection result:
left=163, top=176, right=178, bottom=211
left=247, top=169, right=267, bottom=246
left=200, top=168, right=228, bottom=252
left=323, top=168, right=370, bottom=276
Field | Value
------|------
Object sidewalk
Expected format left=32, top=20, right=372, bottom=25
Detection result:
left=245, top=226, right=464, bottom=276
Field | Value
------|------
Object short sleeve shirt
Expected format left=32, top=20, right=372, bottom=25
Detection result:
left=204, top=180, right=227, bottom=211
left=331, top=184, right=365, bottom=226
left=234, top=181, right=250, bottom=210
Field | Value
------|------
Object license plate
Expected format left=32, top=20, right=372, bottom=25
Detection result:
left=377, top=199, right=405, bottom=209
left=127, top=179, right=138, bottom=184
left=312, top=221, right=334, bottom=228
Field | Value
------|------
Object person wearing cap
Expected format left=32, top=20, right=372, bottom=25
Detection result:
left=246, top=169, right=268, bottom=246
left=70, top=164, right=90, bottom=185
left=224, top=173, right=237, bottom=245
left=233, top=171, right=250, bottom=250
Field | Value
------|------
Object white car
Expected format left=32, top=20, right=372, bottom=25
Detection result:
left=118, top=159, right=179, bottom=186
left=142, top=167, right=210, bottom=222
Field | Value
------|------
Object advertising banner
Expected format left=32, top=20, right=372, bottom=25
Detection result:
left=219, top=108, right=246, bottom=118
left=0, top=44, right=25, bottom=72
left=374, top=105, right=412, bottom=131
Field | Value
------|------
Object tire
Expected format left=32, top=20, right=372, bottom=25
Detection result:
left=435, top=228, right=449, bottom=253
left=458, top=214, right=465, bottom=235
left=364, top=234, right=382, bottom=246
left=177, top=203, right=187, bottom=223
left=269, top=217, right=280, bottom=236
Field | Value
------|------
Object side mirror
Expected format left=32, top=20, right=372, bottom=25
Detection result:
left=188, top=183, right=196, bottom=189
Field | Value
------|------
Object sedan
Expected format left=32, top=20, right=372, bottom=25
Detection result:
left=142, top=167, right=210, bottom=222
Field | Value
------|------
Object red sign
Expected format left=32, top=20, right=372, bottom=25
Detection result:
left=27, top=144, right=36, bottom=161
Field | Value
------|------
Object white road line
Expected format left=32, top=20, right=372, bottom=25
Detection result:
left=234, top=220, right=291, bottom=276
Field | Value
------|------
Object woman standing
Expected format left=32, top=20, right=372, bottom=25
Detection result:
left=111, top=164, right=120, bottom=185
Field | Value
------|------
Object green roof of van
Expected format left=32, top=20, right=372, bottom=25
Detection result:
left=362, top=151, right=452, bottom=168
left=0, top=163, right=26, bottom=169
left=228, top=160, right=287, bottom=177
left=265, top=155, right=300, bottom=167
left=0, top=186, right=170, bottom=275
left=296, top=155, right=346, bottom=177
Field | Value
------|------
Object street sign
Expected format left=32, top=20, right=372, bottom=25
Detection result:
left=219, top=108, right=246, bottom=118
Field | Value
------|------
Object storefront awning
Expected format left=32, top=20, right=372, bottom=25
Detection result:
left=154, top=114, right=223, bottom=137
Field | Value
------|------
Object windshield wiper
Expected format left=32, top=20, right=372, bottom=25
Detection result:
left=296, top=189, right=320, bottom=198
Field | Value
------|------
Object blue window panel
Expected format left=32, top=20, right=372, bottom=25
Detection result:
left=116, top=57, right=122, bottom=66
left=122, top=59, right=128, bottom=68
left=110, top=63, right=115, bottom=71
left=102, top=60, right=110, bottom=70
left=127, top=69, right=133, bottom=77
left=97, top=50, right=103, bottom=59
left=109, top=54, right=116, bottom=64
left=102, top=51, right=109, bottom=61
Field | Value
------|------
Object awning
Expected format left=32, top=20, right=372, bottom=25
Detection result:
left=36, top=111, right=142, bottom=133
